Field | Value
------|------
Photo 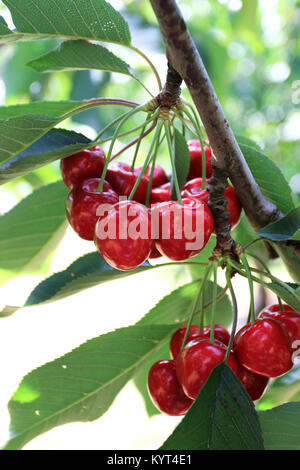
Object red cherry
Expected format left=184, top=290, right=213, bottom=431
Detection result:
left=66, top=178, right=118, bottom=241
left=134, top=164, right=168, bottom=188
left=187, top=140, right=213, bottom=180
left=153, top=198, right=214, bottom=261
left=106, top=162, right=149, bottom=204
left=147, top=360, right=193, bottom=416
left=150, top=183, right=171, bottom=204
left=170, top=324, right=230, bottom=359
left=60, top=146, right=106, bottom=189
left=181, top=178, right=242, bottom=229
left=148, top=245, right=162, bottom=259
left=94, top=200, right=153, bottom=271
left=233, top=318, right=293, bottom=377
left=236, top=363, right=269, bottom=402
left=176, top=338, right=238, bottom=399
left=259, top=304, right=300, bottom=345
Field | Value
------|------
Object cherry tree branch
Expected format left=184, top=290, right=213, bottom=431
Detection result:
left=149, top=0, right=283, bottom=232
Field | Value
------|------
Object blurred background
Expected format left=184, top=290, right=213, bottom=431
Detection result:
left=0, top=0, right=299, bottom=450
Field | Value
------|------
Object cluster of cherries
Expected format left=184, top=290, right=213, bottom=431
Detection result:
left=148, top=302, right=300, bottom=416
left=60, top=139, right=242, bottom=271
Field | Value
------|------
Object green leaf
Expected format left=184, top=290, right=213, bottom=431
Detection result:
left=236, top=134, right=261, bottom=151
left=2, top=324, right=176, bottom=450
left=273, top=244, right=300, bottom=284
left=259, top=368, right=300, bottom=410
left=1, top=0, right=131, bottom=45
left=259, top=402, right=300, bottom=450
left=0, top=254, right=151, bottom=316
left=27, top=40, right=133, bottom=76
left=0, top=128, right=91, bottom=184
left=0, top=101, right=89, bottom=164
left=161, top=363, right=264, bottom=450
left=173, top=128, right=190, bottom=189
left=240, top=144, right=294, bottom=214
left=0, top=180, right=68, bottom=279
left=257, top=207, right=300, bottom=241
left=266, top=279, right=300, bottom=312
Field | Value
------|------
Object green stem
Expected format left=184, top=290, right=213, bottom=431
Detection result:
left=164, top=121, right=183, bottom=204
left=172, top=109, right=198, bottom=138
left=240, top=253, right=255, bottom=323
left=183, top=105, right=207, bottom=189
left=60, top=98, right=139, bottom=122
left=225, top=265, right=238, bottom=359
left=210, top=262, right=219, bottom=343
left=145, top=124, right=163, bottom=207
left=130, top=113, right=152, bottom=171
left=128, top=119, right=163, bottom=201
left=128, top=45, right=162, bottom=92
left=99, top=113, right=155, bottom=145
left=97, top=104, right=145, bottom=192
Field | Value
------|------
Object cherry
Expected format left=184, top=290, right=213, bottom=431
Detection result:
left=94, top=200, right=153, bottom=271
left=134, top=164, right=168, bottom=188
left=150, top=183, right=171, bottom=204
left=105, top=162, right=149, bottom=204
left=153, top=197, right=214, bottom=261
left=60, top=146, right=106, bottom=189
left=66, top=178, right=118, bottom=241
left=187, top=140, right=213, bottom=180
left=236, top=363, right=269, bottom=402
left=148, top=245, right=162, bottom=259
left=176, top=338, right=238, bottom=399
left=170, top=324, right=230, bottom=359
left=181, top=178, right=242, bottom=229
left=259, top=304, right=300, bottom=345
left=233, top=318, right=293, bottom=378
left=147, top=360, right=193, bottom=416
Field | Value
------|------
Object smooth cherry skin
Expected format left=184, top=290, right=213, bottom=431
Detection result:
left=233, top=318, right=293, bottom=378
left=259, top=304, right=300, bottom=345
left=170, top=324, right=230, bottom=359
left=236, top=363, right=269, bottom=402
left=153, top=198, right=214, bottom=261
left=176, top=338, right=238, bottom=400
left=148, top=360, right=193, bottom=416
left=60, top=146, right=106, bottom=189
left=148, top=245, right=162, bottom=259
left=94, top=200, right=153, bottom=271
left=134, top=164, right=168, bottom=188
left=187, top=140, right=213, bottom=180
left=181, top=178, right=242, bottom=229
left=106, top=162, right=149, bottom=204
left=150, top=183, right=171, bottom=204
left=66, top=178, right=118, bottom=241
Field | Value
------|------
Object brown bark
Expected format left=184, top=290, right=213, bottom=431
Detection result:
left=149, top=0, right=283, bottom=232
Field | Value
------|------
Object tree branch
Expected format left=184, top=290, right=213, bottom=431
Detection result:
left=149, top=0, right=283, bottom=232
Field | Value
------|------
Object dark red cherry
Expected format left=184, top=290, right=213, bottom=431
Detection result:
left=106, top=162, right=149, bottom=204
left=134, top=164, right=168, bottom=188
left=176, top=338, right=238, bottom=400
left=187, top=140, right=213, bottom=180
left=60, top=146, right=106, bottom=189
left=153, top=198, right=214, bottom=261
left=170, top=324, right=230, bottom=359
left=259, top=304, right=300, bottom=345
left=94, top=200, right=153, bottom=271
left=150, top=183, right=171, bottom=204
left=236, top=363, right=269, bottom=402
left=233, top=318, right=293, bottom=377
left=66, top=178, right=118, bottom=241
left=148, top=245, right=162, bottom=259
left=181, top=178, right=242, bottom=229
left=147, top=360, right=193, bottom=416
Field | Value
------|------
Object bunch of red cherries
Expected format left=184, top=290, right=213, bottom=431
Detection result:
left=148, top=303, right=300, bottom=416
left=60, top=140, right=242, bottom=271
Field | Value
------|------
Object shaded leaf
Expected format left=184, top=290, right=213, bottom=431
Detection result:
left=161, top=363, right=264, bottom=450
left=257, top=207, right=300, bottom=241
left=173, top=128, right=190, bottom=189
left=259, top=367, right=300, bottom=409
left=259, top=402, right=300, bottom=450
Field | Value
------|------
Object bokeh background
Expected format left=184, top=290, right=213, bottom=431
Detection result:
left=0, top=0, right=299, bottom=449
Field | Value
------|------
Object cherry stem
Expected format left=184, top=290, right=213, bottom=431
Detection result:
left=128, top=44, right=162, bottom=92
left=60, top=98, right=139, bottom=122
left=240, top=253, right=255, bottom=324
left=128, top=118, right=163, bottom=201
left=110, top=119, right=157, bottom=162
left=164, top=121, right=183, bottom=204
left=209, top=262, right=218, bottom=344
left=130, top=113, right=152, bottom=171
left=246, top=251, right=283, bottom=309
left=225, top=265, right=238, bottom=360
left=180, top=264, right=212, bottom=352
left=97, top=104, right=146, bottom=192
left=145, top=124, right=163, bottom=207
left=183, top=104, right=207, bottom=190
left=100, top=112, right=155, bottom=146
left=172, top=109, right=198, bottom=138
